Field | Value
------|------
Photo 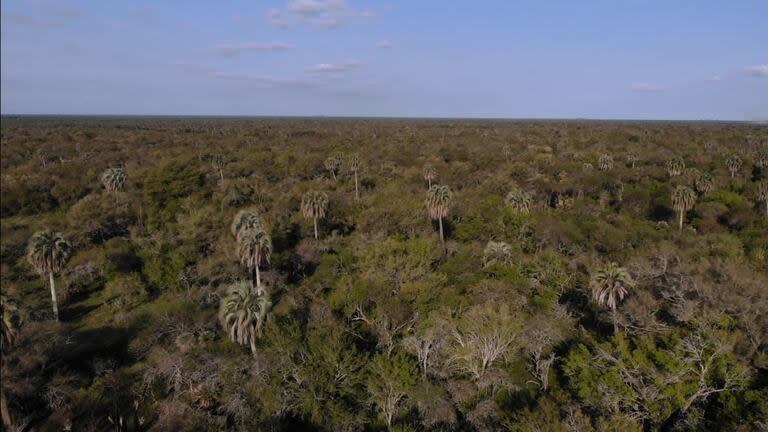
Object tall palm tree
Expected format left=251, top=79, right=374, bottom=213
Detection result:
left=231, top=210, right=263, bottom=240
left=212, top=153, right=225, bottom=184
left=505, top=188, right=533, bottom=214
left=726, top=155, right=743, bottom=178
left=694, top=172, right=714, bottom=195
left=100, top=167, right=126, bottom=193
left=301, top=190, right=329, bottom=239
left=482, top=241, right=513, bottom=268
left=425, top=185, right=452, bottom=247
left=1, top=295, right=21, bottom=350
left=626, top=153, right=638, bottom=169
left=756, top=180, right=768, bottom=217
left=610, top=180, right=624, bottom=203
left=26, top=231, right=73, bottom=321
left=324, top=155, right=340, bottom=181
left=598, top=154, right=614, bottom=171
left=237, top=228, right=272, bottom=291
left=671, top=185, right=696, bottom=230
left=219, top=281, right=270, bottom=355
left=348, top=153, right=362, bottom=200
left=423, top=164, right=437, bottom=188
left=590, top=262, right=634, bottom=332
left=755, top=149, right=768, bottom=169
left=665, top=157, right=685, bottom=177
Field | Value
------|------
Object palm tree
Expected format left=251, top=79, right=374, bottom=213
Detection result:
left=219, top=281, right=270, bottom=355
left=756, top=180, right=768, bottom=217
left=665, top=157, right=685, bottom=177
left=237, top=228, right=272, bottom=291
left=301, top=190, right=329, bottom=239
left=626, top=153, right=638, bottom=169
left=755, top=149, right=768, bottom=169
left=505, top=188, right=533, bottom=214
left=423, top=164, right=437, bottom=188
left=694, top=172, right=714, bottom=195
left=212, top=153, right=225, bottom=184
left=425, top=185, right=453, bottom=247
left=482, top=241, right=512, bottom=268
left=1, top=295, right=21, bottom=350
left=610, top=180, right=624, bottom=203
left=348, top=153, right=362, bottom=200
left=100, top=167, right=126, bottom=192
left=26, top=231, right=73, bottom=321
left=726, top=155, right=743, bottom=178
left=324, top=155, right=340, bottom=181
left=582, top=163, right=594, bottom=171
left=590, top=262, right=634, bottom=332
left=598, top=154, right=614, bottom=171
left=671, top=185, right=696, bottom=230
left=231, top=210, right=263, bottom=240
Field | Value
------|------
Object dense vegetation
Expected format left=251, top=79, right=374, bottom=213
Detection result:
left=1, top=116, right=767, bottom=431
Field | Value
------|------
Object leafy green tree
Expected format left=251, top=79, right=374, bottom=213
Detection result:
left=348, top=153, right=362, bottom=200
left=219, top=281, right=270, bottom=354
left=100, top=166, right=126, bottom=193
left=423, top=164, right=437, bottom=188
left=0, top=295, right=21, bottom=350
left=671, top=185, right=696, bottom=230
left=324, top=155, right=340, bottom=180
left=665, top=157, right=685, bottom=177
left=236, top=227, right=272, bottom=291
left=726, top=154, right=743, bottom=178
left=425, top=185, right=453, bottom=247
left=366, top=353, right=418, bottom=430
left=598, top=154, right=614, bottom=171
left=482, top=241, right=513, bottom=268
left=26, top=231, right=73, bottom=321
left=590, top=262, right=634, bottom=332
left=505, top=188, right=532, bottom=214
left=301, top=190, right=329, bottom=239
left=694, top=172, right=714, bottom=195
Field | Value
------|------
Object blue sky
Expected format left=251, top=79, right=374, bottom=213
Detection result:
left=1, top=0, right=767, bottom=119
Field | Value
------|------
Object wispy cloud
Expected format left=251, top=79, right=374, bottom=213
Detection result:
left=704, top=75, right=722, bottom=82
left=309, top=60, right=361, bottom=73
left=174, top=62, right=319, bottom=89
left=630, top=82, right=666, bottom=93
left=376, top=39, right=392, bottom=48
left=268, top=0, right=373, bottom=29
left=210, top=42, right=294, bottom=58
left=745, top=64, right=768, bottom=77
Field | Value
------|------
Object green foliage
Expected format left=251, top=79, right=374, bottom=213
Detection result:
left=142, top=159, right=203, bottom=227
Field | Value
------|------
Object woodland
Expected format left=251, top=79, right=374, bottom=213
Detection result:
left=1, top=116, right=767, bottom=431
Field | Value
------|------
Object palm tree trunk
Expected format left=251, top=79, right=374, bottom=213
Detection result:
left=331, top=170, right=336, bottom=181
left=612, top=308, right=618, bottom=334
left=1, top=388, right=13, bottom=432
left=354, top=171, right=359, bottom=200
left=255, top=266, right=262, bottom=293
left=678, top=209, right=684, bottom=231
left=49, top=271, right=59, bottom=321
left=428, top=178, right=432, bottom=189
left=438, top=217, right=445, bottom=248
left=218, top=168, right=224, bottom=185
left=313, top=217, right=318, bottom=240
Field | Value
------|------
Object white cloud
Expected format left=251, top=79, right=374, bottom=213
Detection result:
left=309, top=60, right=361, bottom=72
left=704, top=75, right=722, bottom=81
left=630, top=82, right=666, bottom=93
left=745, top=65, right=768, bottom=77
left=269, top=0, right=373, bottom=29
left=211, top=42, right=294, bottom=57
left=376, top=39, right=392, bottom=48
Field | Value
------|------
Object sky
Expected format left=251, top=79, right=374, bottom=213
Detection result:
left=1, top=0, right=767, bottom=120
